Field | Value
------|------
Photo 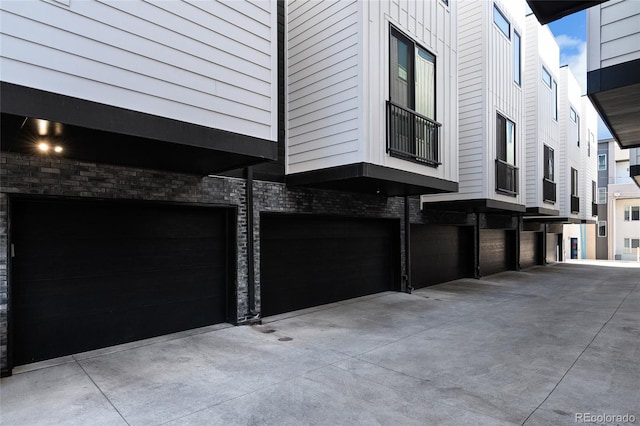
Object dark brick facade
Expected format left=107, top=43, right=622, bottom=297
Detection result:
left=0, top=152, right=445, bottom=374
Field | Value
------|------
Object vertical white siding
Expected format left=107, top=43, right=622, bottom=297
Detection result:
left=286, top=0, right=361, bottom=173
left=559, top=67, right=582, bottom=217
left=581, top=96, right=599, bottom=219
left=425, top=0, right=525, bottom=205
left=588, top=0, right=640, bottom=71
left=365, top=0, right=458, bottom=182
left=0, top=0, right=278, bottom=141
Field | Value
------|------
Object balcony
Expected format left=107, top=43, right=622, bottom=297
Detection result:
left=571, top=195, right=580, bottom=213
left=592, top=202, right=598, bottom=217
left=386, top=101, right=441, bottom=166
left=543, top=178, right=556, bottom=203
left=495, top=159, right=518, bottom=196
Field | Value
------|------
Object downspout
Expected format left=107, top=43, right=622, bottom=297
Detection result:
left=404, top=195, right=412, bottom=293
left=246, top=166, right=256, bottom=316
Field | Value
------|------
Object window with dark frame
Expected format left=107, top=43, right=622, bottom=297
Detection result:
left=496, top=112, right=518, bottom=195
left=542, top=66, right=552, bottom=88
left=552, top=80, right=558, bottom=121
left=598, top=154, right=607, bottom=170
left=571, top=168, right=578, bottom=196
left=387, top=26, right=439, bottom=165
left=544, top=145, right=554, bottom=181
left=597, top=221, right=606, bottom=237
left=576, top=113, right=580, bottom=146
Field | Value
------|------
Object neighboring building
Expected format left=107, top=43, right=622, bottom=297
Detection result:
left=597, top=138, right=640, bottom=260
left=422, top=0, right=527, bottom=276
left=631, top=148, right=640, bottom=187
left=586, top=0, right=640, bottom=150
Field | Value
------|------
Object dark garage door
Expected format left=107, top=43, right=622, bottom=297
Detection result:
left=520, top=232, right=543, bottom=269
left=479, top=229, right=516, bottom=277
left=260, top=215, right=399, bottom=316
left=411, top=225, right=473, bottom=289
left=11, top=198, right=230, bottom=365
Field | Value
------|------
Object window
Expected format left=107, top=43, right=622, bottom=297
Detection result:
left=388, top=27, right=439, bottom=165
left=592, top=181, right=597, bottom=202
left=542, top=66, right=552, bottom=88
left=576, top=114, right=580, bottom=146
left=597, top=221, right=606, bottom=237
left=624, top=206, right=640, bottom=221
left=571, top=168, right=578, bottom=196
left=494, top=5, right=510, bottom=39
left=570, top=107, right=577, bottom=122
left=624, top=238, right=640, bottom=254
left=588, top=132, right=594, bottom=157
left=543, top=145, right=554, bottom=181
left=552, top=80, right=558, bottom=121
left=497, top=113, right=515, bottom=165
left=598, top=154, right=607, bottom=170
left=440, top=0, right=449, bottom=5
left=514, top=31, right=521, bottom=86
left=496, top=113, right=518, bottom=195
left=598, top=187, right=607, bottom=204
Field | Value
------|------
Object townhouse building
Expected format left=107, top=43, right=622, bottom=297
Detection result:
left=420, top=0, right=527, bottom=279
left=0, top=0, right=459, bottom=375
left=596, top=139, right=640, bottom=260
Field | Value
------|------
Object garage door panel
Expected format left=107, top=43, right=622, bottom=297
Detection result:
left=11, top=198, right=229, bottom=365
left=520, top=232, right=542, bottom=269
left=480, top=229, right=516, bottom=276
left=261, top=215, right=398, bottom=317
left=411, top=225, right=473, bottom=289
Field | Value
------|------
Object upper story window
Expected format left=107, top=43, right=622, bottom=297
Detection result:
left=598, top=187, right=607, bottom=204
left=570, top=107, right=577, bottom=122
left=552, top=80, right=558, bottom=121
left=387, top=27, right=439, bottom=166
left=496, top=113, right=518, bottom=195
left=597, top=221, right=606, bottom=237
left=598, top=154, right=607, bottom=170
left=571, top=168, right=579, bottom=197
left=494, top=5, right=510, bottom=39
left=576, top=114, right=580, bottom=146
left=544, top=145, right=554, bottom=181
left=588, top=132, right=594, bottom=157
left=542, top=67, right=552, bottom=88
left=514, top=31, right=521, bottom=86
left=624, top=205, right=640, bottom=221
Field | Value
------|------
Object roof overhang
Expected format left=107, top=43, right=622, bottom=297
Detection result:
left=421, top=198, right=526, bottom=214
left=526, top=0, right=607, bottom=25
left=587, top=59, right=640, bottom=149
left=523, top=216, right=591, bottom=224
left=286, top=163, right=458, bottom=197
left=0, top=83, right=278, bottom=175
left=631, top=164, right=640, bottom=189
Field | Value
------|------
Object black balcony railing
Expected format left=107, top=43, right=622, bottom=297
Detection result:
left=571, top=195, right=580, bottom=213
left=386, top=101, right=441, bottom=166
left=543, top=178, right=556, bottom=203
left=495, top=159, right=518, bottom=195
left=592, top=202, right=598, bottom=216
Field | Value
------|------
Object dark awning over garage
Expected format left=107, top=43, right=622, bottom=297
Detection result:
left=526, top=0, right=607, bottom=25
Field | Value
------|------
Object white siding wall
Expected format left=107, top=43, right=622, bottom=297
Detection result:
left=287, top=0, right=457, bottom=181
left=365, top=0, right=457, bottom=183
left=581, top=96, right=598, bottom=220
left=524, top=16, right=560, bottom=210
left=588, top=0, right=640, bottom=71
left=286, top=0, right=361, bottom=173
left=424, top=0, right=525, bottom=204
left=559, top=67, right=582, bottom=217
left=630, top=148, right=640, bottom=169
left=0, top=0, right=278, bottom=141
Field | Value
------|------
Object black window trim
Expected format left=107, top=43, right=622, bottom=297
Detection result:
left=493, top=4, right=511, bottom=40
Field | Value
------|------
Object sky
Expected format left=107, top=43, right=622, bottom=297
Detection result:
left=547, top=11, right=613, bottom=140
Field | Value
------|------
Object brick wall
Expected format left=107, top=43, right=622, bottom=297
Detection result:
left=0, top=152, right=440, bottom=373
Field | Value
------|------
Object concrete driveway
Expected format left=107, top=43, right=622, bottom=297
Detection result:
left=1, top=262, right=639, bottom=425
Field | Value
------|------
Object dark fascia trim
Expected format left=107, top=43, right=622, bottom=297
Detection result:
left=286, top=162, right=458, bottom=194
left=587, top=59, right=640, bottom=149
left=524, top=216, right=582, bottom=224
left=422, top=198, right=526, bottom=213
left=631, top=165, right=640, bottom=189
left=581, top=219, right=598, bottom=224
left=587, top=58, right=640, bottom=94
left=526, top=206, right=560, bottom=216
left=526, top=0, right=607, bottom=25
left=0, top=82, right=278, bottom=160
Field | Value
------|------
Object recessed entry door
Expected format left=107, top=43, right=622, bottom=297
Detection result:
left=10, top=198, right=231, bottom=365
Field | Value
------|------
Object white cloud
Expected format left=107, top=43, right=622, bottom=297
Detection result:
left=557, top=35, right=587, bottom=95
left=554, top=34, right=584, bottom=49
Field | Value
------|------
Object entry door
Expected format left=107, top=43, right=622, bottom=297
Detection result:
left=571, top=237, right=578, bottom=259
